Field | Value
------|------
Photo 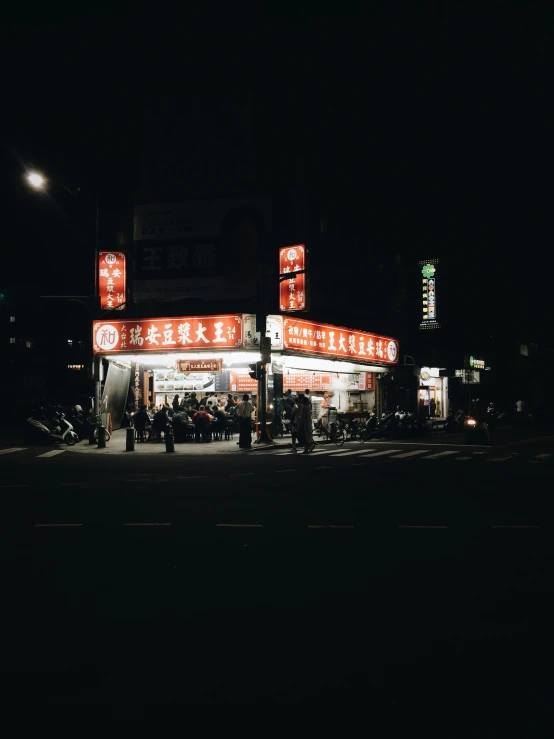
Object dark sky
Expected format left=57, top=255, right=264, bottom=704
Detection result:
left=1, top=3, right=552, bottom=339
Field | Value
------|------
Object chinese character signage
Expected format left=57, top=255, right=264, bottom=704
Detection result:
left=419, top=259, right=439, bottom=329
left=242, top=314, right=284, bottom=350
left=358, top=372, right=375, bottom=391
left=98, top=252, right=126, bottom=310
left=93, top=314, right=242, bottom=354
left=279, top=244, right=307, bottom=312
left=230, top=370, right=258, bottom=393
left=177, top=359, right=223, bottom=373
left=283, top=318, right=399, bottom=365
left=283, top=372, right=333, bottom=392
left=465, top=355, right=487, bottom=370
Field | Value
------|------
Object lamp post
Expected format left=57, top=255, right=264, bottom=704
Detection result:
left=25, top=169, right=102, bottom=415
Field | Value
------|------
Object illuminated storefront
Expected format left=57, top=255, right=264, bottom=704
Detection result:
left=92, top=313, right=399, bottom=427
left=418, top=366, right=448, bottom=419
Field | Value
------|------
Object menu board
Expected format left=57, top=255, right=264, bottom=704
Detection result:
left=215, top=371, right=231, bottom=392
left=230, top=370, right=258, bottom=393
left=283, top=372, right=333, bottom=391
left=153, top=369, right=180, bottom=393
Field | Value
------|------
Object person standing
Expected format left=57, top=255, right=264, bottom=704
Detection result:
left=235, top=393, right=254, bottom=449
left=289, top=399, right=300, bottom=453
left=172, top=395, right=180, bottom=413
left=515, top=398, right=524, bottom=421
left=299, top=395, right=315, bottom=453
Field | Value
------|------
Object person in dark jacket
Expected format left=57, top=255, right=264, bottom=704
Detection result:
left=188, top=392, right=199, bottom=411
left=172, top=395, right=180, bottom=413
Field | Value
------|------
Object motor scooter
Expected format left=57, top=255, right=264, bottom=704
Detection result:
left=47, top=411, right=79, bottom=445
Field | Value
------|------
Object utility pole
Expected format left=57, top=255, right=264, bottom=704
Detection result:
left=256, top=279, right=271, bottom=443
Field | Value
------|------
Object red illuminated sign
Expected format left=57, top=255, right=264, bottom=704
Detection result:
left=279, top=244, right=307, bottom=312
left=359, top=372, right=375, bottom=391
left=283, top=318, right=399, bottom=365
left=283, top=372, right=333, bottom=391
left=99, top=252, right=126, bottom=310
left=230, top=371, right=258, bottom=393
left=177, top=359, right=223, bottom=373
left=93, top=314, right=243, bottom=354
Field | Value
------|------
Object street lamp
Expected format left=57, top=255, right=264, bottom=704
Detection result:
left=24, top=167, right=102, bottom=418
left=26, top=171, right=46, bottom=190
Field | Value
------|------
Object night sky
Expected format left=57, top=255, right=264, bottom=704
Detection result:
left=1, top=4, right=552, bottom=342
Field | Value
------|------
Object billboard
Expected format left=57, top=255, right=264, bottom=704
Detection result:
left=93, top=314, right=243, bottom=354
left=132, top=198, right=271, bottom=303
left=283, top=318, right=399, bottom=365
left=279, top=244, right=307, bottom=312
left=98, top=252, right=126, bottom=310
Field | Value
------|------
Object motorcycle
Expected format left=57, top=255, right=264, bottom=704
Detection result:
left=24, top=410, right=79, bottom=446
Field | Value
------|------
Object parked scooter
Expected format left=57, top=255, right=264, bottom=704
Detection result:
left=24, top=409, right=79, bottom=445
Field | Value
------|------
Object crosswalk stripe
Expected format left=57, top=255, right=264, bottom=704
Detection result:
left=536, top=454, right=551, bottom=460
left=486, top=456, right=513, bottom=463
left=0, top=447, right=26, bottom=455
left=37, top=449, right=66, bottom=458
left=325, top=448, right=370, bottom=457
left=455, top=456, right=472, bottom=461
left=391, top=449, right=430, bottom=459
left=360, top=449, right=402, bottom=458
left=424, top=450, right=459, bottom=460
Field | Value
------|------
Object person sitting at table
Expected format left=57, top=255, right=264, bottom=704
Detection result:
left=152, top=406, right=170, bottom=441
left=193, top=405, right=212, bottom=442
left=133, top=404, right=151, bottom=442
left=211, top=405, right=227, bottom=440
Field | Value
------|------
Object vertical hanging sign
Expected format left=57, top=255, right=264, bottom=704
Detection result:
left=419, top=258, right=440, bottom=329
left=99, top=252, right=126, bottom=310
left=279, top=244, right=308, bottom=312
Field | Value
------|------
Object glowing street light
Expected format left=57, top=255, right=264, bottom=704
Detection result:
left=26, top=171, right=46, bottom=190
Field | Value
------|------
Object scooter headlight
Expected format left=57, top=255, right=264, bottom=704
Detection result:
left=466, top=418, right=477, bottom=426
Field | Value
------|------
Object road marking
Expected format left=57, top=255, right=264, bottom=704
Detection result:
left=455, top=456, right=472, bottom=461
left=362, top=449, right=402, bottom=458
left=326, top=448, right=373, bottom=457
left=123, top=479, right=151, bottom=483
left=0, top=484, right=29, bottom=488
left=216, top=523, right=263, bottom=528
left=391, top=449, right=430, bottom=459
left=177, top=476, right=202, bottom=479
left=230, top=472, right=255, bottom=477
left=35, top=523, right=83, bottom=528
left=423, top=450, right=459, bottom=459
left=37, top=449, right=66, bottom=458
left=0, top=447, right=26, bottom=455
left=315, top=466, right=333, bottom=470
left=124, top=522, right=172, bottom=527
left=536, top=454, right=551, bottom=460
left=473, top=451, right=487, bottom=455
left=308, top=525, right=354, bottom=529
left=527, top=460, right=540, bottom=464
left=491, top=525, right=539, bottom=529
left=275, top=469, right=295, bottom=473
left=398, top=525, right=448, bottom=529
left=486, top=456, right=513, bottom=463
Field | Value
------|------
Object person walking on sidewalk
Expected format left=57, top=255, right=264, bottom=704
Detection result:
left=236, top=394, right=254, bottom=449
left=299, top=395, right=315, bottom=453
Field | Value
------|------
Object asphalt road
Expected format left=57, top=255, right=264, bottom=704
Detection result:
left=1, top=437, right=554, bottom=723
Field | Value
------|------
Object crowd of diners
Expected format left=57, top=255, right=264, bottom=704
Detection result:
left=132, top=392, right=257, bottom=443
left=130, top=387, right=337, bottom=445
